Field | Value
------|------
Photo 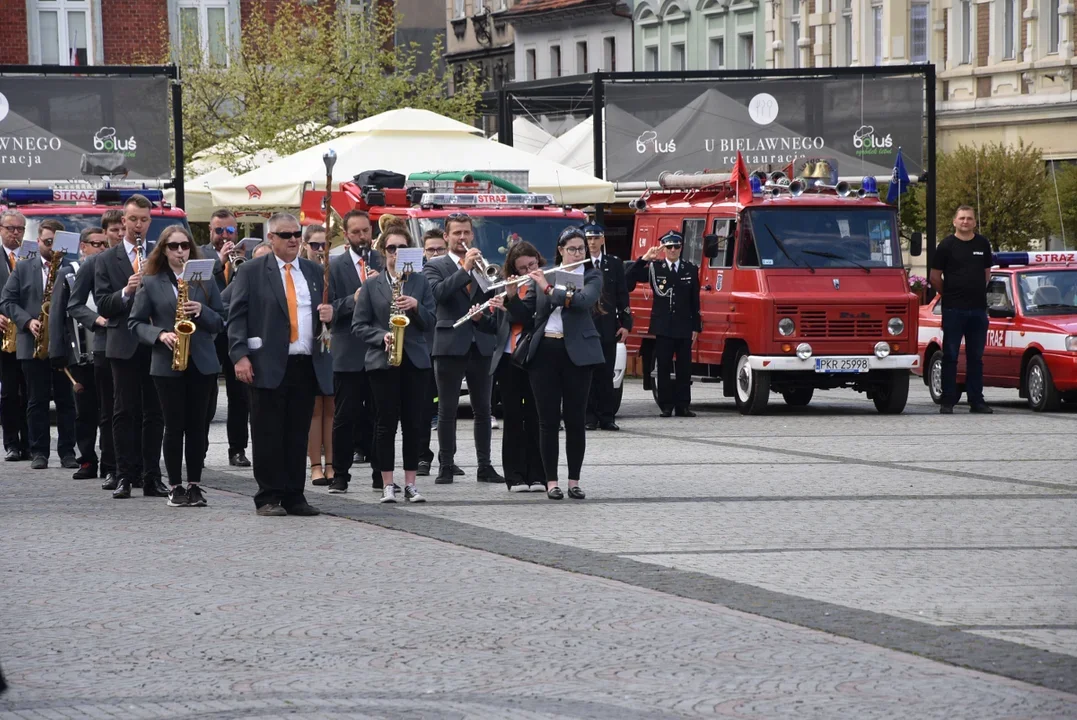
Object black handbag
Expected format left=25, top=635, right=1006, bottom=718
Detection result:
left=510, top=331, right=534, bottom=368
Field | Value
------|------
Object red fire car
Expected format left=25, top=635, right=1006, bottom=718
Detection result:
left=915, top=251, right=1077, bottom=411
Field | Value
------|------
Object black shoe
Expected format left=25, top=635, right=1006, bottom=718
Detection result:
left=5, top=448, right=24, bottom=461
left=599, top=421, right=620, bottom=431
left=567, top=486, right=586, bottom=500
left=477, top=465, right=504, bottom=483
left=353, top=450, right=367, bottom=465
left=435, top=468, right=454, bottom=485
left=30, top=456, right=47, bottom=470
left=659, top=407, right=673, bottom=418
left=72, top=463, right=98, bottom=480
left=969, top=403, right=994, bottom=414
left=131, top=478, right=144, bottom=489
left=547, top=486, right=564, bottom=500
left=228, top=450, right=251, bottom=467
left=60, top=455, right=79, bottom=469
left=416, top=460, right=431, bottom=477
left=585, top=421, right=598, bottom=431
left=143, top=478, right=169, bottom=497
left=939, top=404, right=954, bottom=414
left=674, top=408, right=697, bottom=417
left=101, top=472, right=119, bottom=491
left=167, top=485, right=188, bottom=507
left=327, top=477, right=348, bottom=494
left=285, top=502, right=321, bottom=516
left=112, top=479, right=132, bottom=499
left=186, top=484, right=207, bottom=507
left=310, top=465, right=329, bottom=486
left=256, top=502, right=287, bottom=517
left=451, top=464, right=465, bottom=476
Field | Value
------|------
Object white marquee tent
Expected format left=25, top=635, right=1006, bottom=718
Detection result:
left=490, top=118, right=557, bottom=156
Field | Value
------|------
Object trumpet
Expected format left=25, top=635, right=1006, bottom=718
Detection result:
left=453, top=258, right=589, bottom=327
left=462, top=242, right=502, bottom=283
left=228, top=248, right=246, bottom=269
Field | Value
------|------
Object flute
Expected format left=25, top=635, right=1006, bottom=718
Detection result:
left=452, top=259, right=589, bottom=327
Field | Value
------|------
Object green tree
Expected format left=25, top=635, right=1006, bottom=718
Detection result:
left=935, top=142, right=1048, bottom=251
left=174, top=0, right=482, bottom=176
left=881, top=182, right=926, bottom=246
left=1043, top=162, right=1077, bottom=247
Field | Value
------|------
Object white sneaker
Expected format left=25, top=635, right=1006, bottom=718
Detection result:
left=380, top=485, right=397, bottom=503
left=510, top=483, right=530, bottom=493
left=529, top=482, right=547, bottom=492
left=491, top=417, right=500, bottom=429
left=404, top=485, right=426, bottom=503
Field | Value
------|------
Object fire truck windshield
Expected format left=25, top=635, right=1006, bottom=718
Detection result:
left=413, top=215, right=573, bottom=269
left=1018, top=270, right=1077, bottom=314
left=25, top=214, right=191, bottom=245
left=746, top=208, right=901, bottom=269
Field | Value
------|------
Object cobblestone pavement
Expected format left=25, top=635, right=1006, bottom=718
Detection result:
left=2, top=381, right=1076, bottom=718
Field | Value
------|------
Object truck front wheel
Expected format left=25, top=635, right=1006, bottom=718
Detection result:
left=873, top=370, right=910, bottom=414
left=781, top=388, right=814, bottom=407
left=734, top=349, right=770, bottom=415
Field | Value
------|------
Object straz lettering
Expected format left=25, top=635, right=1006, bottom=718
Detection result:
left=476, top=194, right=509, bottom=204
left=987, top=329, right=1006, bottom=347
left=1030, top=251, right=1076, bottom=264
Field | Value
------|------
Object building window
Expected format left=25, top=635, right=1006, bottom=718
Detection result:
left=873, top=4, right=883, bottom=65
left=550, top=45, right=562, bottom=76
left=525, top=48, right=536, bottom=80
left=709, top=36, right=725, bottom=69
left=960, top=0, right=972, bottom=64
left=790, top=0, right=801, bottom=68
left=1048, top=0, right=1060, bottom=54
left=910, top=3, right=928, bottom=63
left=842, top=0, right=853, bottom=65
left=1003, top=0, right=1017, bottom=59
left=179, top=0, right=231, bottom=66
left=671, top=42, right=686, bottom=71
left=32, top=0, right=94, bottom=65
left=603, top=36, right=616, bottom=71
left=739, top=33, right=754, bottom=69
left=644, top=45, right=659, bottom=70
left=454, top=0, right=466, bottom=19
left=576, top=41, right=588, bottom=73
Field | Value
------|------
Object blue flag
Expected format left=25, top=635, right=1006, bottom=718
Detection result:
left=887, top=148, right=911, bottom=204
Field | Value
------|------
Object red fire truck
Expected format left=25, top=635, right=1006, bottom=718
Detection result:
left=628, top=171, right=921, bottom=414
left=0, top=187, right=190, bottom=240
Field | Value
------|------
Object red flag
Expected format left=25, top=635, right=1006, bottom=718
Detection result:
left=783, top=160, right=795, bottom=179
left=733, top=151, right=752, bottom=205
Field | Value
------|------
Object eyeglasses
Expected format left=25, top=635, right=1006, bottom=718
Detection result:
left=272, top=231, right=303, bottom=240
left=213, top=226, right=236, bottom=235
left=307, top=241, right=326, bottom=250
left=385, top=244, right=408, bottom=253
left=84, top=240, right=108, bottom=249
left=562, top=245, right=585, bottom=255
left=1, top=225, right=25, bottom=233
left=516, top=260, right=540, bottom=274
left=425, top=246, right=448, bottom=255
left=166, top=241, right=191, bottom=251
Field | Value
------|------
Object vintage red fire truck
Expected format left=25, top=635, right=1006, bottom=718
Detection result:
left=0, top=187, right=189, bottom=239
left=915, top=251, right=1077, bottom=412
left=627, top=171, right=921, bottom=414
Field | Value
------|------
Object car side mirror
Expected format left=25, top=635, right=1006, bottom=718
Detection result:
left=988, top=306, right=1014, bottom=319
left=703, top=234, right=720, bottom=259
left=909, top=232, right=923, bottom=257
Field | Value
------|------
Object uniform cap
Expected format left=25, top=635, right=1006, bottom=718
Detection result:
left=582, top=223, right=605, bottom=237
left=660, top=230, right=684, bottom=247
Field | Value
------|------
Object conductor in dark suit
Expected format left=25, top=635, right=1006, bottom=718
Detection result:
left=626, top=230, right=701, bottom=417
left=0, top=219, right=77, bottom=470
left=228, top=212, right=334, bottom=517
left=422, top=214, right=503, bottom=485
left=129, top=227, right=225, bottom=507
left=583, top=224, right=631, bottom=431
left=0, top=209, right=29, bottom=461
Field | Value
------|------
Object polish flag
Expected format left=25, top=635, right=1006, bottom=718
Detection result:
left=732, top=151, right=753, bottom=206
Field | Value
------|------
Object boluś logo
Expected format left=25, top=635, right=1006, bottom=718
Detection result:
left=852, top=125, right=893, bottom=156
left=93, top=126, right=138, bottom=157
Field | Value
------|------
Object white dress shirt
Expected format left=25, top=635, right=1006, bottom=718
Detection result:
left=277, top=255, right=313, bottom=355
left=543, top=264, right=584, bottom=336
left=667, top=260, right=679, bottom=274
left=40, top=256, right=51, bottom=291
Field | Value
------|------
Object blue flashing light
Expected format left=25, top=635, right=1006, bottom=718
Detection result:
left=749, top=176, right=763, bottom=195
left=96, top=188, right=165, bottom=204
left=993, top=252, right=1028, bottom=267
left=861, top=176, right=878, bottom=195
left=0, top=188, right=55, bottom=205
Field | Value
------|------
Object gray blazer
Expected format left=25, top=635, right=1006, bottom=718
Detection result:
left=129, top=272, right=225, bottom=377
left=0, top=255, right=73, bottom=361
left=67, top=253, right=106, bottom=354
left=49, top=263, right=94, bottom=366
left=352, top=270, right=436, bottom=372
left=422, top=253, right=497, bottom=357
left=521, top=268, right=605, bottom=367
left=328, top=251, right=368, bottom=373
left=488, top=291, right=534, bottom=376
left=94, top=242, right=145, bottom=360
left=226, top=253, right=333, bottom=395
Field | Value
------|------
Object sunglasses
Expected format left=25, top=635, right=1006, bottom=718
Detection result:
left=213, top=226, right=236, bottom=235
left=272, top=231, right=303, bottom=240
left=663, top=243, right=683, bottom=250
left=445, top=213, right=471, bottom=224
left=384, top=244, right=408, bottom=253
left=307, top=241, right=326, bottom=250
left=166, top=241, right=191, bottom=251
left=1, top=225, right=25, bottom=233
left=84, top=240, right=108, bottom=248
left=39, top=238, right=54, bottom=247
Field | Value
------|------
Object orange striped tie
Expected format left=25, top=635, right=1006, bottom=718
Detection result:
left=132, top=250, right=140, bottom=273
left=6, top=252, right=13, bottom=272
left=284, top=263, right=299, bottom=343
left=509, top=284, right=527, bottom=351
left=224, top=261, right=232, bottom=284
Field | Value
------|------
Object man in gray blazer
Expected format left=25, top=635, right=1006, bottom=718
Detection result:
left=0, top=209, right=29, bottom=461
left=50, top=227, right=112, bottom=480
left=94, top=194, right=167, bottom=496
left=228, top=212, right=334, bottom=517
left=0, top=219, right=77, bottom=469
left=422, top=214, right=503, bottom=485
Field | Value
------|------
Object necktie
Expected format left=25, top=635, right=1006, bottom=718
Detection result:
left=132, top=250, right=141, bottom=273
left=224, top=261, right=232, bottom=284
left=509, top=283, right=528, bottom=351
left=458, top=258, right=472, bottom=294
left=284, top=263, right=299, bottom=343
left=6, top=252, right=13, bottom=272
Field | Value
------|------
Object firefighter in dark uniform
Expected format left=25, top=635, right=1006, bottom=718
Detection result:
left=626, top=230, right=701, bottom=417
left=583, top=223, right=631, bottom=431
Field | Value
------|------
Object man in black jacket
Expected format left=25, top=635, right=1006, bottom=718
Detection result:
left=0, top=209, right=29, bottom=461
left=583, top=224, right=631, bottom=431
left=626, top=230, right=701, bottom=417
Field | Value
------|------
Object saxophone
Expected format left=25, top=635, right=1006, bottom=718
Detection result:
left=33, top=251, right=64, bottom=360
left=171, top=278, right=196, bottom=372
left=1, top=316, right=15, bottom=353
left=386, top=272, right=410, bottom=367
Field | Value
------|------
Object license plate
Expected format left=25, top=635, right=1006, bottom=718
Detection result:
left=814, top=357, right=870, bottom=373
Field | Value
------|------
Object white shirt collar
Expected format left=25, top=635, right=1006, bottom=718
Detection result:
left=449, top=250, right=464, bottom=266
left=275, top=254, right=299, bottom=271
left=123, top=239, right=138, bottom=256
left=349, top=247, right=364, bottom=267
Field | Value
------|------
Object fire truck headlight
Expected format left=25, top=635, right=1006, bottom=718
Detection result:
left=887, top=317, right=904, bottom=336
left=1066, top=335, right=1077, bottom=352
left=874, top=342, right=891, bottom=358
left=778, top=318, right=795, bottom=336
left=796, top=343, right=813, bottom=360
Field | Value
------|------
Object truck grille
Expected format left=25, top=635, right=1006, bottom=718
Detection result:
left=777, top=305, right=896, bottom=339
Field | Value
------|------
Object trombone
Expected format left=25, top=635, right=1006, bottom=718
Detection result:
left=453, top=258, right=589, bottom=327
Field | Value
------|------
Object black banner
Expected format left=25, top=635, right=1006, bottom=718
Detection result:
left=604, top=75, right=925, bottom=184
left=0, top=75, right=171, bottom=181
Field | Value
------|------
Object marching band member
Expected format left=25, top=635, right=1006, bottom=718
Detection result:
left=49, top=227, right=111, bottom=480
left=584, top=224, right=632, bottom=431
left=0, top=219, right=77, bottom=470
left=626, top=230, right=701, bottom=418
left=301, top=224, right=335, bottom=487
left=352, top=226, right=435, bottom=503
left=129, top=227, right=225, bottom=507
left=228, top=212, right=334, bottom=517
left=520, top=227, right=604, bottom=500
left=417, top=229, right=448, bottom=476
left=0, top=210, right=29, bottom=461
left=95, top=194, right=167, bottom=498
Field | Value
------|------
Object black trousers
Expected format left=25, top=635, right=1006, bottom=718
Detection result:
left=22, top=359, right=76, bottom=459
left=331, top=370, right=378, bottom=483
left=207, top=333, right=249, bottom=453
left=497, top=355, right=543, bottom=486
left=528, top=338, right=593, bottom=482
left=249, top=355, right=316, bottom=509
left=418, top=369, right=436, bottom=464
left=93, top=351, right=116, bottom=474
left=586, top=339, right=618, bottom=425
left=111, top=347, right=164, bottom=482
left=70, top=362, right=98, bottom=467
left=655, top=335, right=692, bottom=410
left=434, top=344, right=493, bottom=469
left=155, top=370, right=216, bottom=486
left=0, top=349, right=28, bottom=452
left=369, top=356, right=428, bottom=473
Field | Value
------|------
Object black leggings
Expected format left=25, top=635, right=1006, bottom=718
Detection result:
left=369, top=355, right=428, bottom=473
left=528, top=338, right=593, bottom=482
left=154, top=370, right=217, bottom=486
